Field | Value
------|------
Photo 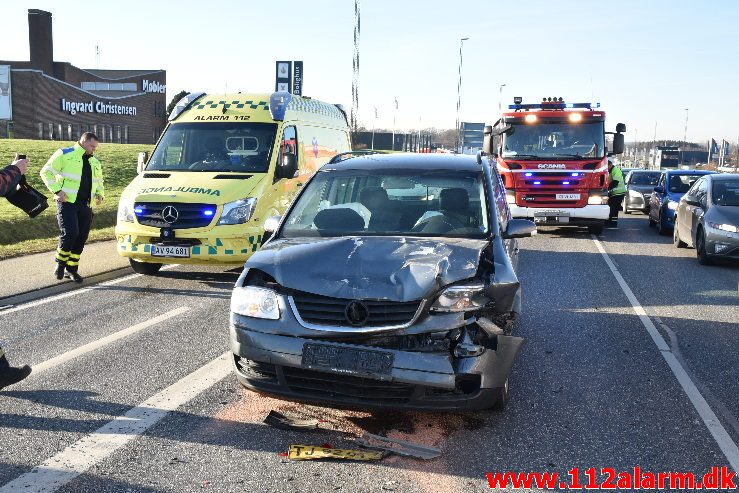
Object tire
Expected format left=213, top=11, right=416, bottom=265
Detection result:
left=696, top=228, right=713, bottom=265
left=491, top=378, right=510, bottom=412
left=648, top=214, right=656, bottom=227
left=129, top=258, right=163, bottom=275
left=588, top=224, right=604, bottom=235
left=673, top=218, right=687, bottom=248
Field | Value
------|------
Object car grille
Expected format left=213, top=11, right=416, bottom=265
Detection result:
left=282, top=366, right=414, bottom=405
left=290, top=291, right=422, bottom=328
left=135, top=202, right=216, bottom=229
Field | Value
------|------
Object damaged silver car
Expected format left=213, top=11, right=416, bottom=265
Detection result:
left=229, top=153, right=536, bottom=410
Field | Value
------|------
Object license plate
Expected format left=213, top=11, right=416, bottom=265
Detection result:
left=302, top=343, right=394, bottom=376
left=151, top=245, right=190, bottom=258
left=556, top=194, right=580, bottom=200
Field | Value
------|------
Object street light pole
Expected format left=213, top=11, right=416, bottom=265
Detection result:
left=683, top=108, right=689, bottom=154
left=455, top=37, right=469, bottom=153
left=498, top=83, right=506, bottom=114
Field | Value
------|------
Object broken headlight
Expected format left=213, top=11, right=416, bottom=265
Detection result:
left=231, top=286, right=280, bottom=320
left=431, top=282, right=490, bottom=313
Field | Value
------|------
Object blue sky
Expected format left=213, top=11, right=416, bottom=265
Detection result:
left=3, top=0, right=738, bottom=142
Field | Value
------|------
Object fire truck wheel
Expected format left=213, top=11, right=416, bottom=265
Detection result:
left=588, top=224, right=604, bottom=235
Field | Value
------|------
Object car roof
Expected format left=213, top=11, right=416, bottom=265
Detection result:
left=320, top=152, right=482, bottom=172
left=630, top=169, right=660, bottom=173
left=664, top=170, right=715, bottom=175
left=708, top=173, right=739, bottom=181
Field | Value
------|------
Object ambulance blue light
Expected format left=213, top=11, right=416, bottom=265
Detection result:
left=525, top=172, right=533, bottom=177
left=202, top=208, right=215, bottom=217
left=269, top=92, right=292, bottom=121
left=134, top=207, right=144, bottom=215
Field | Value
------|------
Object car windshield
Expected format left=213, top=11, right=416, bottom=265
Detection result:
left=280, top=169, right=489, bottom=239
left=713, top=179, right=739, bottom=206
left=668, top=174, right=704, bottom=193
left=502, top=121, right=605, bottom=160
left=629, top=172, right=661, bottom=186
left=147, top=122, right=278, bottom=172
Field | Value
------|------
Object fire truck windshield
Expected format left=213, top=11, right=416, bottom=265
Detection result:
left=502, top=121, right=605, bottom=160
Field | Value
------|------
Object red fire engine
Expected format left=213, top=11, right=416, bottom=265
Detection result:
left=484, top=97, right=626, bottom=234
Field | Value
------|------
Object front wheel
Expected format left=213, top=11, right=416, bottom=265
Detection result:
left=129, top=258, right=163, bottom=275
left=696, top=229, right=713, bottom=265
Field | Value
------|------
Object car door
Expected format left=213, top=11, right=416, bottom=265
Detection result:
left=492, top=163, right=519, bottom=268
left=650, top=173, right=666, bottom=222
left=689, top=178, right=709, bottom=245
left=680, top=177, right=701, bottom=244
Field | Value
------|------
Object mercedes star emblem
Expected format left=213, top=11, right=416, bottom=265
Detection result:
left=345, top=300, right=370, bottom=326
left=161, top=205, right=179, bottom=224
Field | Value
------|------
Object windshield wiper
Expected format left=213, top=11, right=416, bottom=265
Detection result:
left=503, top=154, right=542, bottom=160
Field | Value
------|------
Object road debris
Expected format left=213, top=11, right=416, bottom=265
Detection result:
left=287, top=444, right=386, bottom=461
left=356, top=432, right=441, bottom=460
left=264, top=410, right=320, bottom=430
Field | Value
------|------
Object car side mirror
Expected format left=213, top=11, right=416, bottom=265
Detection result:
left=262, top=215, right=282, bottom=244
left=483, top=125, right=494, bottom=156
left=616, top=123, right=626, bottom=133
left=654, top=185, right=665, bottom=194
left=502, top=219, right=537, bottom=239
left=276, top=153, right=298, bottom=180
left=685, top=196, right=701, bottom=207
left=137, top=151, right=149, bottom=173
left=611, top=133, right=625, bottom=155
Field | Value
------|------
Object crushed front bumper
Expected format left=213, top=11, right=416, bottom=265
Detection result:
left=509, top=204, right=609, bottom=227
left=229, top=311, right=523, bottom=411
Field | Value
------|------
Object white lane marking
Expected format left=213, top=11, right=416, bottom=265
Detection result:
left=592, top=236, right=739, bottom=472
left=0, top=264, right=179, bottom=316
left=32, top=307, right=190, bottom=374
left=0, top=352, right=231, bottom=493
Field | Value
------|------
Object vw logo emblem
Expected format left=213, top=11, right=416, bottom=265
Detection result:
left=161, top=205, right=179, bottom=224
left=345, top=300, right=369, bottom=326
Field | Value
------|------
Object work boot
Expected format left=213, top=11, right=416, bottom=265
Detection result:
left=0, top=365, right=32, bottom=390
left=54, top=262, right=66, bottom=280
left=65, top=270, right=83, bottom=283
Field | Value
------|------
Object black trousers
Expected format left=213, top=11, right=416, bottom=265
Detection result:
left=55, top=201, right=93, bottom=272
left=608, top=194, right=625, bottom=222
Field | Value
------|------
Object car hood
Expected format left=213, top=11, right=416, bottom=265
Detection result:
left=122, top=172, right=266, bottom=204
left=629, top=184, right=656, bottom=194
left=706, top=205, right=739, bottom=226
left=246, top=236, right=490, bottom=302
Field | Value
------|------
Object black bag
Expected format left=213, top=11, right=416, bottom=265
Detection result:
left=5, top=176, right=49, bottom=218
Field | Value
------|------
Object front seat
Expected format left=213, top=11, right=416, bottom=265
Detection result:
left=359, top=186, right=400, bottom=231
left=313, top=208, right=365, bottom=234
left=439, top=188, right=470, bottom=226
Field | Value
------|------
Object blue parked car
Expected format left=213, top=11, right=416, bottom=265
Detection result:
left=649, top=170, right=717, bottom=235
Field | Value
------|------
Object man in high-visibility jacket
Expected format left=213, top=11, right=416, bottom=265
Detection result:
left=606, top=159, right=627, bottom=228
left=41, top=132, right=105, bottom=282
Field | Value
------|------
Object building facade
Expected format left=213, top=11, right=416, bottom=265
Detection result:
left=0, top=9, right=166, bottom=144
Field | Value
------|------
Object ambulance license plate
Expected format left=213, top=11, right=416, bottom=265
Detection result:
left=151, top=245, right=190, bottom=258
left=556, top=194, right=580, bottom=200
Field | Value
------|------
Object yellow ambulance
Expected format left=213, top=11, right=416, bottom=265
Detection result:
left=115, top=91, right=351, bottom=274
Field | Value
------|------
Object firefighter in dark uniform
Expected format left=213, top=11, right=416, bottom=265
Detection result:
left=0, top=156, right=33, bottom=389
left=41, top=132, right=105, bottom=282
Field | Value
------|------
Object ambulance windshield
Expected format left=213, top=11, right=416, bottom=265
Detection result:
left=147, top=122, right=278, bottom=172
left=502, top=121, right=605, bottom=160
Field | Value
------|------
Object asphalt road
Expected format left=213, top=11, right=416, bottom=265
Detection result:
left=0, top=214, right=737, bottom=492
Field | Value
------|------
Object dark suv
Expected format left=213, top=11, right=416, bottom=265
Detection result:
left=229, top=153, right=536, bottom=410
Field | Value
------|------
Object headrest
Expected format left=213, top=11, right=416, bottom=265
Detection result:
left=359, top=187, right=389, bottom=210
left=313, top=208, right=365, bottom=231
left=439, top=188, right=469, bottom=212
